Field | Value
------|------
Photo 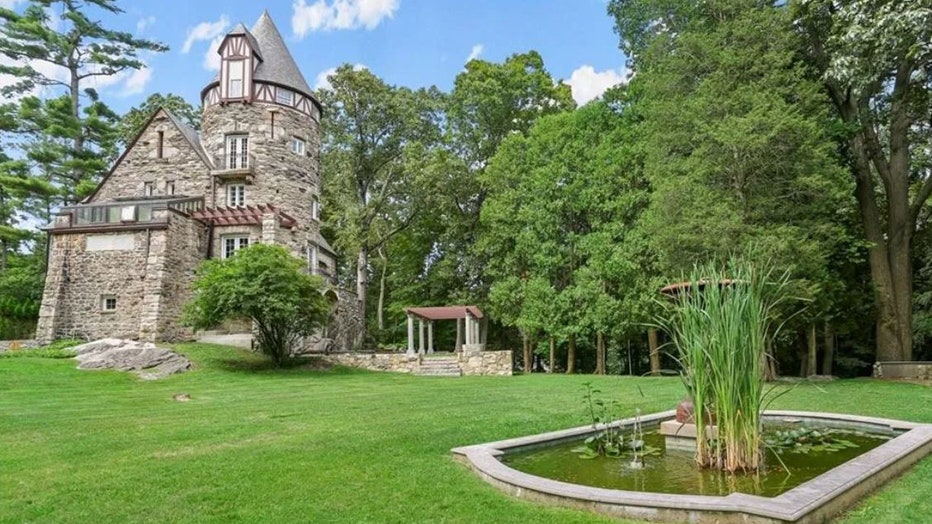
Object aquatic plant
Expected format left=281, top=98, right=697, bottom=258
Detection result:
left=659, top=257, right=795, bottom=472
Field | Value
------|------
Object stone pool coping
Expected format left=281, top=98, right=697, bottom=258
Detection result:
left=451, top=410, right=932, bottom=523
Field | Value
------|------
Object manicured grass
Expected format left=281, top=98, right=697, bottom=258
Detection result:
left=1, top=344, right=931, bottom=523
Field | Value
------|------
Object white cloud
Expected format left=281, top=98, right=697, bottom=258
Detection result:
left=202, top=35, right=224, bottom=71
left=565, top=65, right=629, bottom=105
left=136, top=16, right=156, bottom=34
left=182, top=15, right=229, bottom=54
left=121, top=66, right=152, bottom=96
left=466, top=44, right=483, bottom=64
left=292, top=0, right=399, bottom=37
left=313, top=63, right=367, bottom=90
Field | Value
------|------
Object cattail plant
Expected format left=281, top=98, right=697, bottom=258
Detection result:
left=659, top=257, right=792, bottom=472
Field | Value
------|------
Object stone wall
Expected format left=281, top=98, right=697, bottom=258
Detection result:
left=36, top=211, right=209, bottom=343
left=322, top=352, right=421, bottom=373
left=92, top=109, right=211, bottom=202
left=37, top=229, right=151, bottom=342
left=319, top=350, right=514, bottom=376
left=874, top=361, right=932, bottom=380
left=0, top=339, right=39, bottom=352
left=153, top=212, right=209, bottom=341
left=458, top=350, right=513, bottom=376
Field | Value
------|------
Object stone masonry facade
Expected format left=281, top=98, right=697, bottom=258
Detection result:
left=35, top=12, right=361, bottom=346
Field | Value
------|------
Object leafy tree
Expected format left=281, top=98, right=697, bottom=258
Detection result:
left=0, top=0, right=167, bottom=200
left=118, top=93, right=200, bottom=146
left=443, top=51, right=576, bottom=305
left=610, top=0, right=856, bottom=370
left=793, top=0, right=932, bottom=361
left=316, top=65, right=443, bottom=344
left=183, top=244, right=331, bottom=366
left=479, top=99, right=647, bottom=373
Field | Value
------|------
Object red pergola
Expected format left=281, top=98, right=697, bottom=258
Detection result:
left=403, top=305, right=484, bottom=354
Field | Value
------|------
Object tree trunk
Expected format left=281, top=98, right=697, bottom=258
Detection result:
left=822, top=323, right=835, bottom=376
left=595, top=332, right=606, bottom=375
left=376, top=249, right=387, bottom=331
left=548, top=336, right=555, bottom=374
left=797, top=329, right=808, bottom=377
left=648, top=328, right=660, bottom=376
left=762, top=337, right=776, bottom=381
left=69, top=65, right=83, bottom=204
left=828, top=82, right=917, bottom=363
left=807, top=324, right=818, bottom=377
left=523, top=333, right=533, bottom=373
left=566, top=334, right=576, bottom=374
left=356, top=246, right=368, bottom=345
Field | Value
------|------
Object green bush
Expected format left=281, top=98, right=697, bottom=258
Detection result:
left=183, top=244, right=332, bottom=366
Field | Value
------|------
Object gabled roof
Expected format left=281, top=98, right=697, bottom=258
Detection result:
left=226, top=22, right=261, bottom=59
left=405, top=306, right=484, bottom=321
left=191, top=204, right=298, bottom=229
left=312, top=231, right=335, bottom=255
left=163, top=110, right=211, bottom=167
left=84, top=107, right=210, bottom=203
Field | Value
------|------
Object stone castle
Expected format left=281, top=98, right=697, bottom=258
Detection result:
left=36, top=12, right=360, bottom=348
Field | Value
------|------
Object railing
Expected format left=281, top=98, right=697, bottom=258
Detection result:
left=52, top=197, right=204, bottom=229
left=213, top=153, right=255, bottom=172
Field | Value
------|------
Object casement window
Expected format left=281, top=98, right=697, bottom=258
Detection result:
left=101, top=295, right=117, bottom=312
left=311, top=194, right=320, bottom=221
left=227, top=59, right=245, bottom=98
left=291, top=137, right=306, bottom=156
left=156, top=131, right=164, bottom=158
left=223, top=236, right=249, bottom=259
left=276, top=88, right=293, bottom=106
left=226, top=134, right=249, bottom=169
left=227, top=184, right=246, bottom=207
left=166, top=181, right=175, bottom=195
left=308, top=244, right=318, bottom=273
left=143, top=181, right=155, bottom=196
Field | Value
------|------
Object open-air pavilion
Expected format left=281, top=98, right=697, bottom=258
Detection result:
left=403, top=306, right=485, bottom=355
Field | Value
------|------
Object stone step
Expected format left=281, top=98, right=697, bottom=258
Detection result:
left=416, top=359, right=462, bottom=377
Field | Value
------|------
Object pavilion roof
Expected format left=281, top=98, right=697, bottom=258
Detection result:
left=404, top=306, right=484, bottom=320
left=660, top=279, right=739, bottom=296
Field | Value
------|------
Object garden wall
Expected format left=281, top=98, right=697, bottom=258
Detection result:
left=874, top=361, right=932, bottom=380
left=0, top=339, right=39, bottom=352
left=320, top=350, right=513, bottom=376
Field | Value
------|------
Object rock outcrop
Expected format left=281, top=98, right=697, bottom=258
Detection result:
left=71, top=338, right=191, bottom=380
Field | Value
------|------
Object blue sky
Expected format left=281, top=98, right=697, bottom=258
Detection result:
left=1, top=0, right=630, bottom=113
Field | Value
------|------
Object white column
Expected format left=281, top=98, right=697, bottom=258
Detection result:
left=464, top=315, right=471, bottom=345
left=473, top=320, right=480, bottom=347
left=464, top=313, right=472, bottom=346
left=427, top=321, right=434, bottom=354
left=418, top=320, right=425, bottom=354
left=407, top=315, right=415, bottom=355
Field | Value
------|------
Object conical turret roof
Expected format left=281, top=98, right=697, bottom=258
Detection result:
left=251, top=11, right=312, bottom=95
left=205, top=11, right=313, bottom=97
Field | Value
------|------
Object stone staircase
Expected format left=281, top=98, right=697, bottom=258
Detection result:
left=416, top=357, right=462, bottom=377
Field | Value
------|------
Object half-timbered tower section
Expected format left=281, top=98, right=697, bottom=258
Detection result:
left=35, top=12, right=347, bottom=344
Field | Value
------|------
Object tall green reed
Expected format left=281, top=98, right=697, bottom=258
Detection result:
left=659, top=257, right=793, bottom=472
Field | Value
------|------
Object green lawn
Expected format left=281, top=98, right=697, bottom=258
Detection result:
left=1, top=344, right=931, bottom=523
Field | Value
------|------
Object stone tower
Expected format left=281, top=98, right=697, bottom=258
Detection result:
left=199, top=12, right=332, bottom=268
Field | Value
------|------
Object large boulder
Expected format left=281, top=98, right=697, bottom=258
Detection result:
left=72, top=339, right=191, bottom=380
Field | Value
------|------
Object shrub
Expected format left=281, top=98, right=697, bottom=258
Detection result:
left=183, top=244, right=332, bottom=366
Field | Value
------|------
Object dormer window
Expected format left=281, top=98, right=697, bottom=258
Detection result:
left=227, top=59, right=245, bottom=98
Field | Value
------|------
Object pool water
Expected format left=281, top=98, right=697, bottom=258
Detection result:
left=502, top=426, right=890, bottom=497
